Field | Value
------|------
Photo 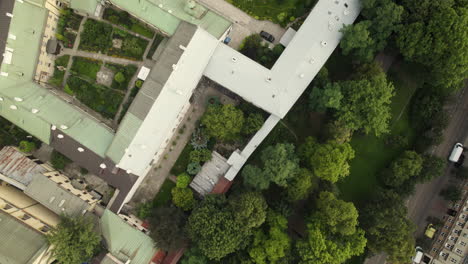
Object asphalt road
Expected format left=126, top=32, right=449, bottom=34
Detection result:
left=407, top=85, right=468, bottom=236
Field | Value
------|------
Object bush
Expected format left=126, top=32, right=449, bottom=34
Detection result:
left=79, top=19, right=113, bottom=52
left=137, top=202, right=153, bottom=219
left=51, top=150, right=71, bottom=170
left=55, top=55, right=70, bottom=68
left=114, top=72, right=125, bottom=83
left=189, top=149, right=212, bottom=164
left=19, top=141, right=36, bottom=153
left=176, top=173, right=192, bottom=188
left=242, top=113, right=264, bottom=135
left=187, top=162, right=201, bottom=175
left=171, top=187, right=195, bottom=211
left=71, top=57, right=102, bottom=80
left=135, top=80, right=143, bottom=88
left=202, top=104, right=244, bottom=141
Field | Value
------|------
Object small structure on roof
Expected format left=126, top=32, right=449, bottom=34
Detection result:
left=46, top=38, right=59, bottom=55
left=137, top=66, right=150, bottom=81
left=190, top=151, right=230, bottom=196
left=279, top=27, right=297, bottom=47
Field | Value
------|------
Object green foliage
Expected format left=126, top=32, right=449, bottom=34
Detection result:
left=79, top=19, right=113, bottom=52
left=46, top=215, right=101, bottom=264
left=153, top=179, right=176, bottom=208
left=189, top=149, right=212, bottom=164
left=248, top=210, right=291, bottom=264
left=202, top=104, right=244, bottom=141
left=191, top=128, right=210, bottom=150
left=340, top=22, right=375, bottom=62
left=239, top=34, right=285, bottom=68
left=316, top=192, right=359, bottom=235
left=67, top=76, right=124, bottom=119
left=71, top=57, right=102, bottom=81
left=137, top=202, right=153, bottom=219
left=310, top=141, right=355, bottom=183
left=18, top=140, right=35, bottom=153
left=309, top=82, right=343, bottom=112
left=381, top=151, right=423, bottom=188
left=114, top=72, right=125, bottom=83
left=187, top=162, right=202, bottom=175
left=107, top=63, right=138, bottom=90
left=243, top=113, right=265, bottom=135
left=242, top=143, right=299, bottom=190
left=417, top=155, right=446, bottom=182
left=229, top=192, right=267, bottom=229
left=51, top=150, right=71, bottom=170
left=325, top=120, right=353, bottom=143
left=56, top=8, right=82, bottom=48
left=171, top=144, right=194, bottom=175
left=440, top=185, right=462, bottom=202
left=297, top=136, right=317, bottom=165
left=337, top=63, right=395, bottom=136
left=103, top=8, right=155, bottom=38
left=360, top=191, right=415, bottom=263
left=176, top=173, right=192, bottom=188
left=181, top=247, right=210, bottom=264
left=135, top=79, right=143, bottom=88
left=149, top=207, right=188, bottom=251
left=397, top=0, right=468, bottom=91
left=119, top=36, right=149, bottom=60
left=285, top=168, right=316, bottom=201
left=55, top=55, right=70, bottom=68
left=172, top=187, right=196, bottom=211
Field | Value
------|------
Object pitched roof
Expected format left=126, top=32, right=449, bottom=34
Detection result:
left=100, top=210, right=157, bottom=264
left=0, top=211, right=48, bottom=264
left=24, top=174, right=91, bottom=217
left=0, top=146, right=46, bottom=188
left=70, top=0, right=99, bottom=15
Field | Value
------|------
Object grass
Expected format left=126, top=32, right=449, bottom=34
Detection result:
left=152, top=179, right=176, bottom=208
left=71, top=57, right=102, bottom=81
left=48, top=70, right=65, bottom=87
left=337, top=61, right=423, bottom=204
left=55, top=55, right=70, bottom=68
left=131, top=23, right=155, bottom=39
left=170, top=143, right=194, bottom=175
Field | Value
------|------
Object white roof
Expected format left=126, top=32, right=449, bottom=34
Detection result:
left=137, top=66, right=150, bottom=81
left=117, top=28, right=220, bottom=176
left=204, top=0, right=361, bottom=118
left=279, top=27, right=296, bottom=47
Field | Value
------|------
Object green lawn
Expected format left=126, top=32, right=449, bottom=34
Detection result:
left=71, top=57, right=102, bottom=81
left=338, top=61, right=422, bottom=204
left=171, top=143, right=194, bottom=175
left=226, top=0, right=316, bottom=26
left=152, top=179, right=176, bottom=208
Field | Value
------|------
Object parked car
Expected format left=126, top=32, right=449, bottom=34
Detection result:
left=449, top=143, right=464, bottom=162
left=260, top=31, right=275, bottom=42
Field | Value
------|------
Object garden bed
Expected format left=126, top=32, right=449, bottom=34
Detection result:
left=108, top=29, right=149, bottom=60
left=79, top=19, right=113, bottom=53
left=103, top=7, right=155, bottom=38
left=71, top=57, right=102, bottom=81
left=67, top=76, right=124, bottom=119
left=56, top=8, right=82, bottom=48
left=105, top=63, right=138, bottom=90
left=48, top=55, right=70, bottom=87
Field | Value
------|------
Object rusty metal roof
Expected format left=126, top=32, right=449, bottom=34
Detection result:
left=0, top=146, right=46, bottom=187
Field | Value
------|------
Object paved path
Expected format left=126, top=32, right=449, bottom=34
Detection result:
left=197, top=0, right=286, bottom=48
left=61, top=49, right=140, bottom=66
left=62, top=17, right=87, bottom=87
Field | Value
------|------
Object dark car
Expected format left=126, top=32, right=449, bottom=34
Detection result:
left=260, top=31, right=275, bottom=42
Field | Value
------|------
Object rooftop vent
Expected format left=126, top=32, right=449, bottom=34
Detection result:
left=100, top=163, right=107, bottom=169
left=231, top=57, right=237, bottom=63
left=344, top=9, right=350, bottom=15
left=309, top=58, right=315, bottom=64
left=77, top=147, right=84, bottom=152
left=6, top=13, right=13, bottom=18
left=60, top=125, right=68, bottom=130
left=58, top=200, right=65, bottom=207
left=57, top=134, right=64, bottom=139
left=14, top=97, right=23, bottom=102
left=299, top=73, right=305, bottom=78
left=0, top=72, right=8, bottom=77
left=51, top=125, right=56, bottom=130
left=0, top=97, right=3, bottom=101
left=126, top=169, right=132, bottom=174
left=321, top=41, right=328, bottom=47
left=9, top=105, right=17, bottom=110
left=49, top=196, right=55, bottom=203
left=265, top=77, right=272, bottom=83
left=31, top=108, right=39, bottom=114
left=168, top=10, right=173, bottom=13
left=159, top=4, right=163, bottom=8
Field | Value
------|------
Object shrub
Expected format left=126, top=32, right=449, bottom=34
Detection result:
left=189, top=149, right=212, bottom=164
left=137, top=202, right=153, bottom=219
left=114, top=72, right=125, bottom=83
left=201, top=104, right=244, bottom=141
left=191, top=128, right=209, bottom=150
left=242, top=113, right=264, bottom=135
left=19, top=141, right=36, bottom=153
left=51, top=150, right=71, bottom=170
left=71, top=57, right=102, bottom=80
left=171, top=187, right=195, bottom=211
left=187, top=162, right=201, bottom=175
left=135, top=80, right=143, bottom=88
left=79, top=19, right=113, bottom=52
left=176, top=173, right=192, bottom=188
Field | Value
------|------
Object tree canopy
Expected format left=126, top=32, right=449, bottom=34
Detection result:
left=382, top=151, right=423, bottom=188
left=316, top=192, right=359, bottom=236
left=310, top=141, right=355, bottom=183
left=309, top=82, right=343, bottom=112
left=340, top=22, right=375, bottom=62
left=149, top=207, right=188, bottom=251
left=285, top=168, right=317, bottom=202
left=202, top=104, right=244, bottom=141
left=46, top=215, right=101, bottom=264
left=337, top=64, right=395, bottom=136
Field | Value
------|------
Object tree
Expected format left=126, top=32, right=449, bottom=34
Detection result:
left=361, top=191, right=416, bottom=263
left=176, top=173, right=192, bottom=188
left=338, top=64, right=395, bottom=136
left=325, top=120, right=353, bottom=143
left=397, top=1, right=468, bottom=91
left=310, top=141, right=355, bottom=183
left=242, top=144, right=299, bottom=190
left=243, top=113, right=264, bottom=135
left=51, top=150, right=71, bottom=170
left=189, top=149, right=212, bottom=164
left=297, top=136, right=317, bottom=166
left=19, top=140, right=36, bottom=153
left=340, top=22, right=375, bottom=62
left=285, top=168, right=317, bottom=202
left=202, top=104, right=244, bottom=141
left=382, top=151, right=423, bottom=188
left=114, top=72, right=125, bottom=83
left=172, top=187, right=196, bottom=211
left=180, top=247, right=210, bottom=264
left=187, top=195, right=246, bottom=260
left=248, top=211, right=291, bottom=264
left=149, top=207, right=188, bottom=251
left=417, top=155, right=445, bottom=182
left=309, top=82, right=343, bottom=112
left=46, top=215, right=101, bottom=264
left=440, top=185, right=462, bottom=202
left=229, top=192, right=267, bottom=229
left=316, top=192, right=359, bottom=236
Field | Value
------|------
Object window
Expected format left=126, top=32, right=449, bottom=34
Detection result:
left=21, top=214, right=31, bottom=220
left=432, top=248, right=437, bottom=252
left=447, top=243, right=452, bottom=248
left=438, top=239, right=443, bottom=243
left=445, top=225, right=450, bottom=229
left=451, top=258, right=457, bottom=263
left=40, top=225, right=50, bottom=233
left=460, top=241, right=466, bottom=246
left=442, top=232, right=446, bottom=237
left=451, top=236, right=457, bottom=241
left=456, top=249, right=462, bottom=254
left=3, top=203, right=12, bottom=210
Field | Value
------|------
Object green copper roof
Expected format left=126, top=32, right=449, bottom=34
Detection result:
left=0, top=211, right=48, bottom=264
left=110, top=0, right=231, bottom=38
left=100, top=210, right=157, bottom=264
left=0, top=0, right=115, bottom=157
left=70, top=0, right=99, bottom=15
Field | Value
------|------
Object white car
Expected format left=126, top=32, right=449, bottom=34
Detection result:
left=449, top=143, right=464, bottom=163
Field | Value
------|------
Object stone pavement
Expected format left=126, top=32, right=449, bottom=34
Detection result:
left=197, top=0, right=286, bottom=48
left=61, top=49, right=141, bottom=66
